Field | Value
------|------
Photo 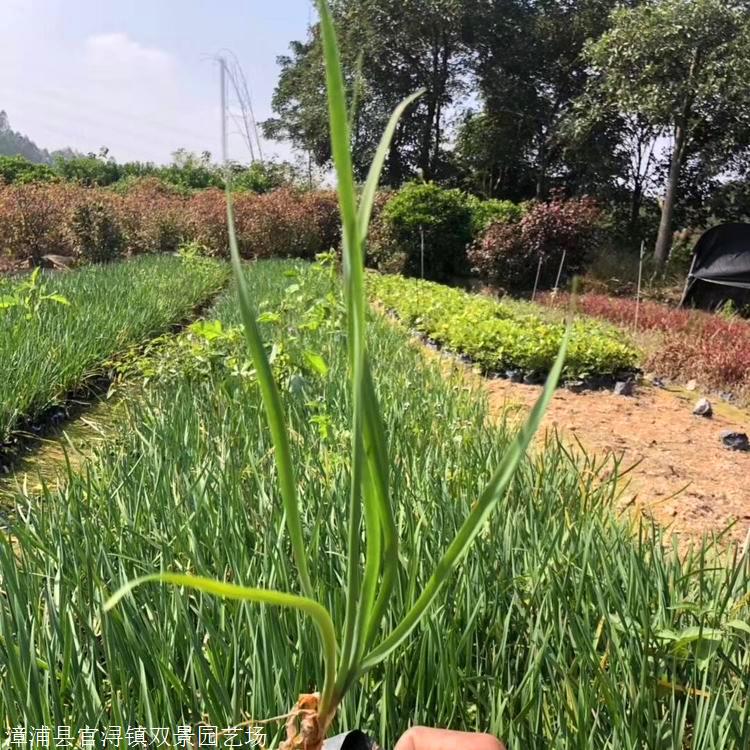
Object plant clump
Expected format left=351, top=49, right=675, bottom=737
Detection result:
left=68, top=198, right=123, bottom=263
left=469, top=193, right=604, bottom=290
left=370, top=272, right=637, bottom=380
left=375, top=181, right=474, bottom=278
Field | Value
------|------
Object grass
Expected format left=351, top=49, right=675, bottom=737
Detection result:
left=369, top=273, right=638, bottom=380
left=0, top=255, right=228, bottom=444
left=1, top=260, right=748, bottom=748
left=101, top=6, right=570, bottom=746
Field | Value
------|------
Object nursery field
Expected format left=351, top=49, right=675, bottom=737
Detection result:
left=369, top=273, right=638, bottom=380
left=0, top=255, right=228, bottom=446
left=1, top=260, right=749, bottom=748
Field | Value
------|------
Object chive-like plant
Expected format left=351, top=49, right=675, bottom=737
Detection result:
left=105, top=2, right=570, bottom=748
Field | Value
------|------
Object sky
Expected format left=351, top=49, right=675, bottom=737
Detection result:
left=0, top=0, right=314, bottom=165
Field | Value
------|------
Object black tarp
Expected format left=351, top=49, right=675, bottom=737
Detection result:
left=680, top=223, right=750, bottom=310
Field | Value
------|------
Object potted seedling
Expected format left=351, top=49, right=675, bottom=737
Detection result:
left=105, top=2, right=570, bottom=748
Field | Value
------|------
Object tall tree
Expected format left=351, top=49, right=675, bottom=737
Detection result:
left=583, top=0, right=750, bottom=264
left=264, top=0, right=471, bottom=184
left=469, top=0, right=626, bottom=200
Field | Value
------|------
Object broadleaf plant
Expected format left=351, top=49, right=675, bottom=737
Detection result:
left=105, top=1, right=571, bottom=748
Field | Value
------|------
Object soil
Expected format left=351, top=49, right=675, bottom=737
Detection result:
left=483, top=376, right=750, bottom=548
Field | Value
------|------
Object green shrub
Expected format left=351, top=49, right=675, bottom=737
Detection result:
left=53, top=154, right=122, bottom=187
left=67, top=199, right=123, bottom=263
left=467, top=195, right=524, bottom=236
left=0, top=156, right=58, bottom=185
left=379, top=181, right=473, bottom=278
left=231, top=160, right=297, bottom=194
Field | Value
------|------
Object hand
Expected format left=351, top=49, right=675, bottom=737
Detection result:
left=394, top=726, right=506, bottom=750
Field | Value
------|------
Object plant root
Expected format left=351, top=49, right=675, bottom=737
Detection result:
left=280, top=692, right=334, bottom=750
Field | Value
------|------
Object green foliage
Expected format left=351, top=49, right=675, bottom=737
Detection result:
left=1, top=261, right=748, bottom=749
left=370, top=272, right=638, bottom=379
left=0, top=155, right=57, bottom=185
left=230, top=159, right=298, bottom=194
left=263, top=0, right=469, bottom=184
left=583, top=0, right=750, bottom=261
left=379, top=181, right=473, bottom=277
left=53, top=153, right=122, bottom=187
left=0, top=255, right=228, bottom=442
left=67, top=199, right=124, bottom=263
left=0, top=267, right=69, bottom=319
left=159, top=149, right=224, bottom=191
left=464, top=0, right=623, bottom=201
left=466, top=194, right=524, bottom=236
left=584, top=0, right=750, bottom=134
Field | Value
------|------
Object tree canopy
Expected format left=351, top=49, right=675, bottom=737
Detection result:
left=265, top=0, right=750, bottom=258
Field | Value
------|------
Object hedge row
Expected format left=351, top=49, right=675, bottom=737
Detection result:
left=540, top=292, right=750, bottom=395
left=368, top=182, right=603, bottom=291
left=1, top=176, right=603, bottom=296
left=369, top=272, right=638, bottom=380
left=0, top=180, right=340, bottom=265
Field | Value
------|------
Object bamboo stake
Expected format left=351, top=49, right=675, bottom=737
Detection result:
left=531, top=256, right=543, bottom=302
left=634, top=241, right=645, bottom=332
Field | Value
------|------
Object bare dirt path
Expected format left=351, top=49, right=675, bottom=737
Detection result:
left=484, top=376, right=750, bottom=546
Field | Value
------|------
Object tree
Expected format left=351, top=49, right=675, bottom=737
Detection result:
left=564, top=95, right=664, bottom=245
left=468, top=0, right=627, bottom=200
left=583, top=0, right=750, bottom=264
left=52, top=151, right=122, bottom=186
left=454, top=111, right=537, bottom=200
left=264, top=0, right=472, bottom=185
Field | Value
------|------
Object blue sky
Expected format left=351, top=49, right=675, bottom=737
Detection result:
left=0, top=0, right=314, bottom=164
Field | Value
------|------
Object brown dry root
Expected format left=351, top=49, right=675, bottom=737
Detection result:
left=280, top=693, right=336, bottom=750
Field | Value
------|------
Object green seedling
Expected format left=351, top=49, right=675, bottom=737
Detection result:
left=0, top=266, right=70, bottom=319
left=105, top=2, right=570, bottom=748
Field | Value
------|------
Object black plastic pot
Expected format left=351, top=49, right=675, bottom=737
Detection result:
left=323, top=729, right=379, bottom=750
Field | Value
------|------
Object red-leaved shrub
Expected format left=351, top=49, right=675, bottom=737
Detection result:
left=116, top=178, right=189, bottom=255
left=539, top=292, right=750, bottom=394
left=186, top=189, right=229, bottom=256
left=0, top=183, right=83, bottom=263
left=0, top=180, right=340, bottom=265
left=187, top=188, right=340, bottom=259
left=469, top=194, right=603, bottom=290
left=67, top=192, right=124, bottom=263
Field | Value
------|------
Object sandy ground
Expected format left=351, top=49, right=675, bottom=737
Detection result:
left=483, top=376, right=750, bottom=547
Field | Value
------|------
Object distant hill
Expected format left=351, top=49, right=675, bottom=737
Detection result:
left=0, top=110, right=77, bottom=164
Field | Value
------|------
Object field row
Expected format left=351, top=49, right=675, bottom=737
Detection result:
left=1, top=260, right=747, bottom=746
left=368, top=273, right=639, bottom=380
left=0, top=255, right=228, bottom=444
left=540, top=292, right=750, bottom=398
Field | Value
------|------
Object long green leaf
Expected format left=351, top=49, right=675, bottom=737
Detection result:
left=357, top=89, right=424, bottom=247
left=316, top=0, right=370, bottom=697
left=104, top=573, right=337, bottom=712
left=225, top=192, right=314, bottom=601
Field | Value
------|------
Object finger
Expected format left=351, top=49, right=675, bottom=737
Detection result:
left=394, top=726, right=506, bottom=750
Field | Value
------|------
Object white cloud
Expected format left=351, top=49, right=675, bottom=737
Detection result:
left=83, top=33, right=176, bottom=79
